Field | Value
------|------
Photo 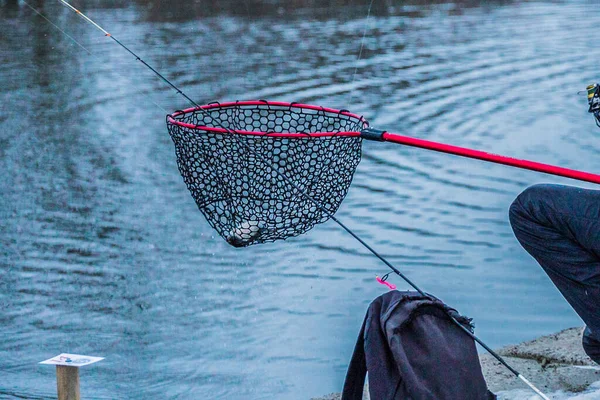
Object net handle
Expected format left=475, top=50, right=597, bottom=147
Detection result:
left=362, top=130, right=600, bottom=185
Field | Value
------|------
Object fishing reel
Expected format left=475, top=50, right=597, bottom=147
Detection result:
left=586, top=83, right=600, bottom=128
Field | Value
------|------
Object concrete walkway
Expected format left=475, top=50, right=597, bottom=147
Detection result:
left=483, top=327, right=599, bottom=394
left=312, top=327, right=600, bottom=400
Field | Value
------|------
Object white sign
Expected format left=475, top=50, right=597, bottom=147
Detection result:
left=40, top=353, right=104, bottom=367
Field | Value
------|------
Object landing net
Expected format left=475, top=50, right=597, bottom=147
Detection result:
left=167, top=101, right=367, bottom=247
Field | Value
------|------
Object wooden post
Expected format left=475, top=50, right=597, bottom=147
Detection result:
left=56, top=365, right=80, bottom=400
left=41, top=353, right=102, bottom=398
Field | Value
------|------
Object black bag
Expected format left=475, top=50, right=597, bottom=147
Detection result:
left=342, top=291, right=495, bottom=400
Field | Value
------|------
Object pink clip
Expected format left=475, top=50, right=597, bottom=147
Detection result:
left=376, top=276, right=396, bottom=290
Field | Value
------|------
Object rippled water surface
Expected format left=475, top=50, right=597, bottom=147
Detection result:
left=2, top=1, right=600, bottom=398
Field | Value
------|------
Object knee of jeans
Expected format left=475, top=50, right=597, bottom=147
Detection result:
left=509, top=184, right=553, bottom=226
left=509, top=186, right=535, bottom=228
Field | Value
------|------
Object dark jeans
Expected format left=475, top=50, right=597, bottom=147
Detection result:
left=509, top=184, right=600, bottom=364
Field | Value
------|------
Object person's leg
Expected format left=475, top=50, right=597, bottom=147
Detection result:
left=509, top=184, right=600, bottom=363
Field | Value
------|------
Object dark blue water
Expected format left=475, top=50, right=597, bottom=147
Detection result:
left=2, top=0, right=600, bottom=398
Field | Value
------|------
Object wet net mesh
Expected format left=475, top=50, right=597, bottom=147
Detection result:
left=167, top=102, right=366, bottom=247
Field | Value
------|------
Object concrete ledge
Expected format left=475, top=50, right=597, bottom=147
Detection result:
left=483, top=327, right=599, bottom=394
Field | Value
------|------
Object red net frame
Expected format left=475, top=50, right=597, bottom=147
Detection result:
left=167, top=100, right=367, bottom=137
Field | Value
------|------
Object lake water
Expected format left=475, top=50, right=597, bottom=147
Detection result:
left=2, top=0, right=600, bottom=398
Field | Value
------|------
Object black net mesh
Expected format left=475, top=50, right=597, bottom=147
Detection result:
left=166, top=102, right=366, bottom=247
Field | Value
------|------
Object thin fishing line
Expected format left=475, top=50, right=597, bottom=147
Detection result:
left=58, top=0, right=198, bottom=110
left=23, top=0, right=169, bottom=114
left=351, top=0, right=375, bottom=85
left=46, top=3, right=548, bottom=397
left=23, top=0, right=92, bottom=55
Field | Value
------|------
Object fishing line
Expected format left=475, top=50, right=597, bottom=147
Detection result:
left=38, top=2, right=550, bottom=398
left=351, top=0, right=375, bottom=85
left=23, top=1, right=170, bottom=114
left=23, top=0, right=92, bottom=55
